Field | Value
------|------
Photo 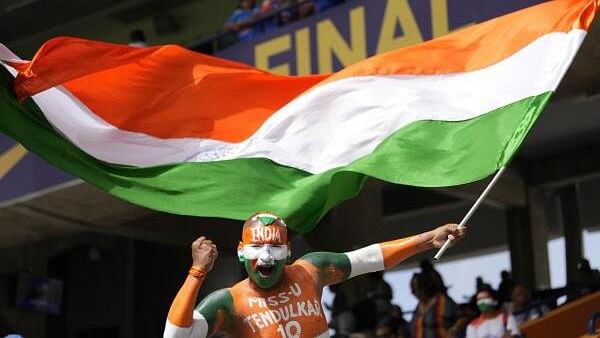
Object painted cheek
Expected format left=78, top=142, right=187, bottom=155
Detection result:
left=242, top=259, right=260, bottom=277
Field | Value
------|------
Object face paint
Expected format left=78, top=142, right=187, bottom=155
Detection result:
left=238, top=212, right=290, bottom=289
left=239, top=244, right=289, bottom=261
left=476, top=298, right=497, bottom=313
left=243, top=257, right=286, bottom=289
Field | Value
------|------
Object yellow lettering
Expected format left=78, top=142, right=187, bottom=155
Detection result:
left=0, top=144, right=27, bottom=180
left=431, top=0, right=449, bottom=38
left=317, top=6, right=367, bottom=73
left=376, top=0, right=423, bottom=54
left=254, top=34, right=292, bottom=75
left=295, top=27, right=312, bottom=75
left=431, top=0, right=474, bottom=38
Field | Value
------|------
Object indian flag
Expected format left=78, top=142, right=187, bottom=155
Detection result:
left=0, top=0, right=596, bottom=232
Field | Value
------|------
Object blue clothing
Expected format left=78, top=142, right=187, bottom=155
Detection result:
left=314, top=0, right=344, bottom=12
left=226, top=7, right=260, bottom=42
left=261, top=1, right=295, bottom=33
left=262, top=3, right=281, bottom=33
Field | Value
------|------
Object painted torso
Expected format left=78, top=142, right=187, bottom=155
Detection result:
left=229, top=262, right=329, bottom=338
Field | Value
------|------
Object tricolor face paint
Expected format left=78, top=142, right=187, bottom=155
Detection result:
left=238, top=212, right=290, bottom=289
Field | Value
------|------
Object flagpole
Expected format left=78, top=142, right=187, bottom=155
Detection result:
left=433, top=166, right=507, bottom=261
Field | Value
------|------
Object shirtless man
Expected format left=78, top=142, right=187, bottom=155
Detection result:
left=164, top=212, right=464, bottom=338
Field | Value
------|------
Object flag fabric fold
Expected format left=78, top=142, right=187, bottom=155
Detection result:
left=0, top=0, right=596, bottom=232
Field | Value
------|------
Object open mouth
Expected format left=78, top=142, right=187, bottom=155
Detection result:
left=257, top=264, right=275, bottom=277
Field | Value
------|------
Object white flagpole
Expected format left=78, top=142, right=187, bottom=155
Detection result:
left=433, top=166, right=507, bottom=261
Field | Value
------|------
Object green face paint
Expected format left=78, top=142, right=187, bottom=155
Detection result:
left=243, top=258, right=286, bottom=289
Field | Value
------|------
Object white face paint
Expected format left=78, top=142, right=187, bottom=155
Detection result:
left=239, top=244, right=289, bottom=262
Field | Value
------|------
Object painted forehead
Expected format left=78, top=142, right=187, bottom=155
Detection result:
left=242, top=213, right=288, bottom=244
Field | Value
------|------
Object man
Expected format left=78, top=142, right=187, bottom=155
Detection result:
left=507, top=283, right=548, bottom=327
left=224, top=0, right=261, bottom=42
left=164, top=212, right=464, bottom=338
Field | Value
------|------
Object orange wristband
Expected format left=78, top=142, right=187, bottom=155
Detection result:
left=188, top=266, right=207, bottom=279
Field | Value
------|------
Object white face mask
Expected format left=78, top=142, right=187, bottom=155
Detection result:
left=239, top=244, right=289, bottom=262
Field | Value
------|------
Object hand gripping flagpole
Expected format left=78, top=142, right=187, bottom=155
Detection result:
left=433, top=166, right=507, bottom=261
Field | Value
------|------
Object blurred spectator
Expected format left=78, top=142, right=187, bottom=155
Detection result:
left=215, top=0, right=349, bottom=51
left=420, top=259, right=446, bottom=294
left=352, top=297, right=378, bottom=333
left=567, top=258, right=600, bottom=301
left=328, top=283, right=357, bottom=337
left=260, top=0, right=296, bottom=33
left=260, top=0, right=280, bottom=33
left=314, top=0, right=345, bottom=12
left=364, top=271, right=393, bottom=317
left=466, top=286, right=519, bottom=338
left=390, top=305, right=411, bottom=338
left=448, top=303, right=478, bottom=338
left=128, top=29, right=148, bottom=47
left=507, top=283, right=549, bottom=327
left=224, top=0, right=261, bottom=42
left=277, top=1, right=296, bottom=25
left=497, top=270, right=515, bottom=305
left=375, top=316, right=403, bottom=338
left=410, top=272, right=457, bottom=338
left=298, top=0, right=315, bottom=19
left=575, top=258, right=600, bottom=291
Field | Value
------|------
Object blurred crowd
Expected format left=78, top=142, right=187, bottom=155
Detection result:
left=326, top=258, right=600, bottom=338
left=224, top=0, right=346, bottom=42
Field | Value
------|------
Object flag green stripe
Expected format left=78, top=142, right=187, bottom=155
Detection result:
left=0, top=69, right=551, bottom=232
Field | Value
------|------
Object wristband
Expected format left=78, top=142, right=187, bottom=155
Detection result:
left=188, top=266, right=207, bottom=280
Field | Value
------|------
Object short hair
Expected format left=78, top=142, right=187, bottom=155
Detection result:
left=412, top=272, right=437, bottom=297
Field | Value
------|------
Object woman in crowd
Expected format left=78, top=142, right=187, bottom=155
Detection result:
left=466, top=287, right=520, bottom=338
left=410, top=272, right=457, bottom=338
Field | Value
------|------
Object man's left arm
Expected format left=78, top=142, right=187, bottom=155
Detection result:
left=297, top=224, right=464, bottom=286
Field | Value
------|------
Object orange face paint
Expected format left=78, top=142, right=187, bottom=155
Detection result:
left=241, top=212, right=288, bottom=245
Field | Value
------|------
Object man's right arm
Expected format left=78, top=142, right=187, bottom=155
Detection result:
left=164, top=236, right=230, bottom=338
left=164, top=287, right=234, bottom=338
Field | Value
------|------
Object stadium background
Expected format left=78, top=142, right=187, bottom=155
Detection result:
left=0, top=0, right=599, bottom=337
